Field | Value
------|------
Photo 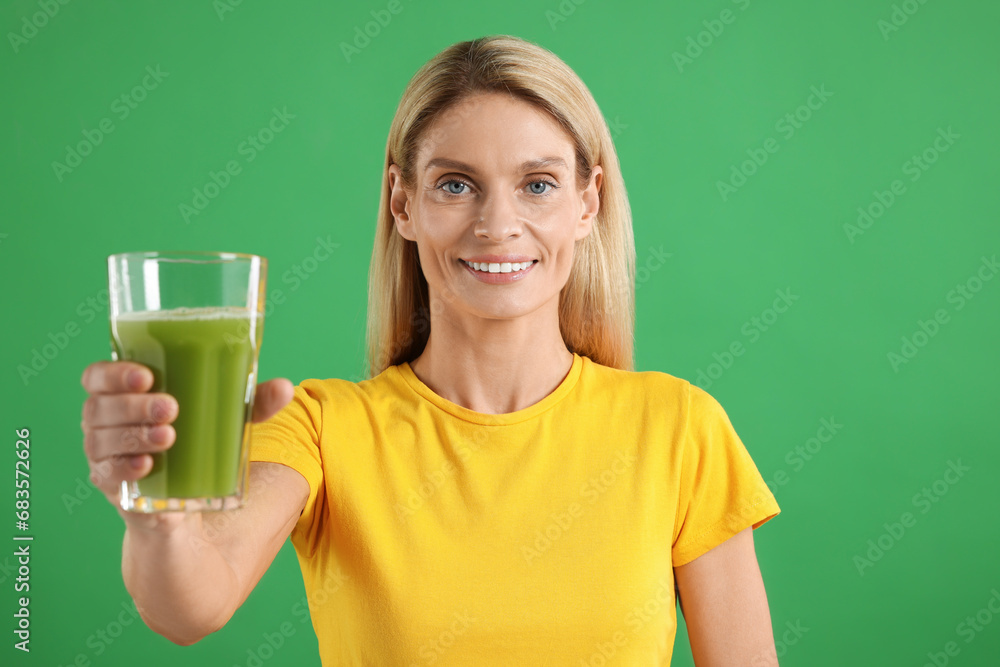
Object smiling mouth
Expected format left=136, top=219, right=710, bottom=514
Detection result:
left=461, top=259, right=538, bottom=274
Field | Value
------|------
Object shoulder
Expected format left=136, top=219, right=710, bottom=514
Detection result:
left=575, top=356, right=700, bottom=428
left=291, top=365, right=408, bottom=415
left=579, top=357, right=739, bottom=431
left=580, top=355, right=693, bottom=403
left=295, top=376, right=365, bottom=400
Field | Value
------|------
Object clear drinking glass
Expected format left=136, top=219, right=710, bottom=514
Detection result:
left=107, top=251, right=266, bottom=512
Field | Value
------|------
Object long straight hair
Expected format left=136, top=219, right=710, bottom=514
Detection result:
left=365, top=35, right=635, bottom=378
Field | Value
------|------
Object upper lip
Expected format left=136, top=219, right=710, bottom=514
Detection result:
left=461, top=255, right=537, bottom=263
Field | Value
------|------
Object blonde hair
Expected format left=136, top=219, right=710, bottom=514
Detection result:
left=365, top=35, right=635, bottom=378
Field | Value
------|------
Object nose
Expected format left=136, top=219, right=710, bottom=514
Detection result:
left=474, top=192, right=524, bottom=242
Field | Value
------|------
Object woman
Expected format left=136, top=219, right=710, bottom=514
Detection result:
left=80, top=35, right=781, bottom=665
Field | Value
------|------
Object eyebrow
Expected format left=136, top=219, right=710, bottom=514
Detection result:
left=423, top=156, right=568, bottom=175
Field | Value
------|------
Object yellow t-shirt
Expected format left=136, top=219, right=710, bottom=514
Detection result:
left=249, top=352, right=780, bottom=665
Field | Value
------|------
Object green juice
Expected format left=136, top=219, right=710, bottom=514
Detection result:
left=111, top=306, right=262, bottom=500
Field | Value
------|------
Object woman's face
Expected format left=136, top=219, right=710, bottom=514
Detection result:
left=389, top=92, right=602, bottom=324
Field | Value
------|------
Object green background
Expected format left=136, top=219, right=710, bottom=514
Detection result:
left=2, top=0, right=998, bottom=664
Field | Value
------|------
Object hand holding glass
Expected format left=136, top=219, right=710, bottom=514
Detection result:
left=107, top=251, right=266, bottom=512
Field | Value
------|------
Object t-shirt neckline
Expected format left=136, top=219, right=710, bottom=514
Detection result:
left=394, top=353, right=584, bottom=426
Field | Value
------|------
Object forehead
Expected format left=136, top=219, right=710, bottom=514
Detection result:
left=415, top=93, right=575, bottom=170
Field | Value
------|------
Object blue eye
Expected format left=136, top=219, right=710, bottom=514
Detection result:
left=437, top=178, right=557, bottom=196
left=528, top=180, right=557, bottom=195
left=440, top=180, right=469, bottom=195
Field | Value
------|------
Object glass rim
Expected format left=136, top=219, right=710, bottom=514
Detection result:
left=108, top=250, right=265, bottom=264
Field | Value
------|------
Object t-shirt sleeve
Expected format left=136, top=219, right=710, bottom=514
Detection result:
left=671, top=383, right=780, bottom=567
left=248, top=380, right=326, bottom=548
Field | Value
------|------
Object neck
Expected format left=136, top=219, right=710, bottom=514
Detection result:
left=407, top=299, right=574, bottom=415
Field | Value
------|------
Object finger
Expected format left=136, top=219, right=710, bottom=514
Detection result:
left=82, top=392, right=178, bottom=429
left=252, top=378, right=294, bottom=423
left=83, top=423, right=175, bottom=462
left=88, top=454, right=153, bottom=499
left=82, top=361, right=154, bottom=395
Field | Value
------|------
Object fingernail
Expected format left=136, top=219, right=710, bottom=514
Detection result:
left=127, top=370, right=145, bottom=389
left=149, top=425, right=168, bottom=444
left=153, top=399, right=176, bottom=420
left=129, top=455, right=147, bottom=470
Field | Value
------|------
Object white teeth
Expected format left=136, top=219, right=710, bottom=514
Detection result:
left=464, top=260, right=534, bottom=274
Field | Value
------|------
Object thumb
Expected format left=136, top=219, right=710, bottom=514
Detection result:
left=252, top=378, right=294, bottom=423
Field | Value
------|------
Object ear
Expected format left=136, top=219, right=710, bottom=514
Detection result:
left=575, top=165, right=603, bottom=241
left=388, top=164, right=415, bottom=241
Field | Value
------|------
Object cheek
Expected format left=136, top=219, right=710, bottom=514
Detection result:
left=543, top=209, right=582, bottom=252
left=421, top=224, right=462, bottom=262
left=412, top=215, right=464, bottom=274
